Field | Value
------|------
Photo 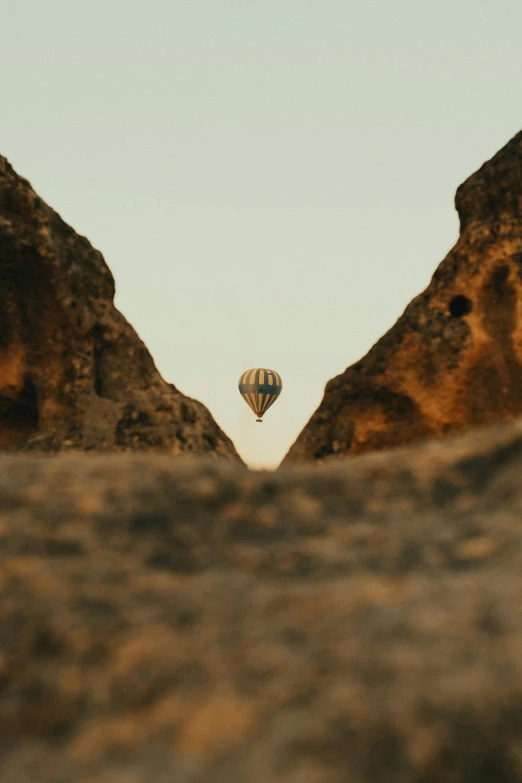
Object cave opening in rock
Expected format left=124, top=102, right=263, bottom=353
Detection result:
left=449, top=295, right=473, bottom=318
left=0, top=374, right=39, bottom=448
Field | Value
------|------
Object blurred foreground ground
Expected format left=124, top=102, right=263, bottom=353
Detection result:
left=2, top=420, right=522, bottom=782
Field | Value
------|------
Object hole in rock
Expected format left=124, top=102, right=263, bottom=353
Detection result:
left=0, top=374, right=39, bottom=448
left=449, top=295, right=473, bottom=318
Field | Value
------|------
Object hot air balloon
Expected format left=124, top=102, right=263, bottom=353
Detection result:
left=238, top=368, right=282, bottom=422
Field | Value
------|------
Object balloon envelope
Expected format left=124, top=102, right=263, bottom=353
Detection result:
left=238, top=368, right=282, bottom=420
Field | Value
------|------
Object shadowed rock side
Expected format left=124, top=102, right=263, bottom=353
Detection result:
left=283, top=128, right=522, bottom=464
left=0, top=155, right=240, bottom=459
left=2, top=420, right=522, bottom=780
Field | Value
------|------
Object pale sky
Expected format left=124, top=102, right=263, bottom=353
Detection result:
left=2, top=0, right=521, bottom=466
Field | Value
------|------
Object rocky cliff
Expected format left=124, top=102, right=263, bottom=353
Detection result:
left=283, top=129, right=522, bottom=464
left=0, top=155, right=240, bottom=459
left=2, top=420, right=522, bottom=781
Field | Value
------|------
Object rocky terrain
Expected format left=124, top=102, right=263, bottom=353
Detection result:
left=3, top=131, right=522, bottom=782
left=283, top=129, right=522, bottom=464
left=0, top=155, right=240, bottom=460
left=2, top=419, right=522, bottom=781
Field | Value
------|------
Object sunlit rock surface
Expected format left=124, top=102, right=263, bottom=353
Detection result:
left=0, top=155, right=240, bottom=459
left=283, top=129, right=522, bottom=464
left=2, top=419, right=522, bottom=781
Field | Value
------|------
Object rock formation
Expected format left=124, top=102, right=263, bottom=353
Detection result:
left=283, top=129, right=522, bottom=464
left=2, top=419, right=522, bottom=781
left=0, top=155, right=240, bottom=459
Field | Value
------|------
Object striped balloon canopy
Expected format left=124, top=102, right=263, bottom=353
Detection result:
left=238, top=368, right=282, bottom=422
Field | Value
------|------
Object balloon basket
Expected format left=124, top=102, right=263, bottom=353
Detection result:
left=256, top=419, right=263, bottom=423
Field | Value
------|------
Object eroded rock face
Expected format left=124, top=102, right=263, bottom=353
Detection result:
left=2, top=421, right=522, bottom=781
left=0, top=155, right=240, bottom=459
left=283, top=129, right=522, bottom=464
